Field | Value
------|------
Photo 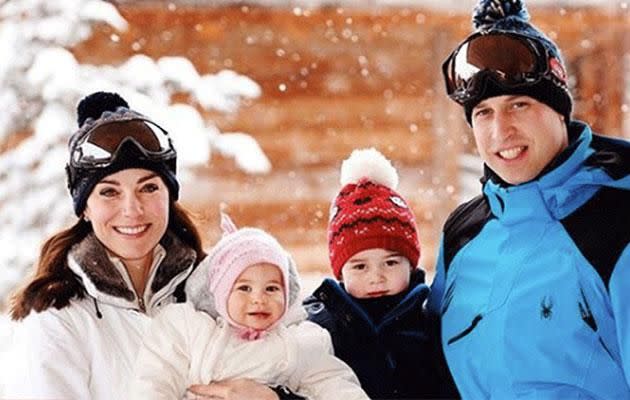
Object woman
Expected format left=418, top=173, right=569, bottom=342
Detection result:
left=5, top=92, right=296, bottom=400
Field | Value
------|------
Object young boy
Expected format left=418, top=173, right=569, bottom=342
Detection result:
left=304, top=148, right=444, bottom=399
left=130, top=213, right=369, bottom=400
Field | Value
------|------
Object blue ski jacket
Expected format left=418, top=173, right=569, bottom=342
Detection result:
left=428, top=121, right=630, bottom=399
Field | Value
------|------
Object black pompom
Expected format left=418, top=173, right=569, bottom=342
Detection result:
left=473, top=0, right=530, bottom=30
left=76, top=91, right=129, bottom=127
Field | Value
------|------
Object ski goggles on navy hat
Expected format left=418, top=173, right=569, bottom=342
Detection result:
left=66, top=108, right=179, bottom=216
left=442, top=31, right=572, bottom=123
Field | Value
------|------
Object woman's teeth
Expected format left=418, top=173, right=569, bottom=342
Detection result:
left=115, top=225, right=148, bottom=235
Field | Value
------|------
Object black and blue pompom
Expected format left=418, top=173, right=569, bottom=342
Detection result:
left=76, top=91, right=129, bottom=127
left=473, top=0, right=530, bottom=30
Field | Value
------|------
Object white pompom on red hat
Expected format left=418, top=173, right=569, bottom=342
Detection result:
left=340, top=147, right=399, bottom=189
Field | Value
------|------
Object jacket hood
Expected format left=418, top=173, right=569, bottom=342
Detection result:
left=185, top=247, right=303, bottom=326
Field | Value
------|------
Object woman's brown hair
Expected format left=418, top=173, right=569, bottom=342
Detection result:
left=10, top=202, right=204, bottom=320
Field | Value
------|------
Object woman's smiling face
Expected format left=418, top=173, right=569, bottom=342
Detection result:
left=83, top=168, right=169, bottom=270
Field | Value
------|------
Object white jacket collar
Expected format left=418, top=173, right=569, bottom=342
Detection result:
left=67, top=231, right=197, bottom=313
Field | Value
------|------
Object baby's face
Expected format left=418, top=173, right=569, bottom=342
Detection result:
left=227, top=263, right=286, bottom=330
left=340, top=248, right=411, bottom=299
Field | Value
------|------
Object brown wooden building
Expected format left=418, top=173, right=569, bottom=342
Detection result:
left=71, top=2, right=630, bottom=278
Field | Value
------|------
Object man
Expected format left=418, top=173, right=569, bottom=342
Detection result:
left=427, top=0, right=630, bottom=398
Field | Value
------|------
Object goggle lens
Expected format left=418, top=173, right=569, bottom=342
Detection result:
left=444, top=33, right=548, bottom=103
left=71, top=119, right=174, bottom=167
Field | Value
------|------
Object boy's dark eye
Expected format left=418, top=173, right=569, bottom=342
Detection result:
left=385, top=259, right=400, bottom=266
left=235, top=285, right=251, bottom=292
left=266, top=285, right=281, bottom=292
left=351, top=264, right=366, bottom=270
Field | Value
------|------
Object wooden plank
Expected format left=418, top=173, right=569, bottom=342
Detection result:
left=65, top=4, right=629, bottom=276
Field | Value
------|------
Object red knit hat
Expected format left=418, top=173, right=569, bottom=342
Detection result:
left=328, top=148, right=421, bottom=279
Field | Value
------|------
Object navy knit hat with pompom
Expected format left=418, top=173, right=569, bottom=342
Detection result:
left=66, top=92, right=179, bottom=216
left=461, top=0, right=573, bottom=123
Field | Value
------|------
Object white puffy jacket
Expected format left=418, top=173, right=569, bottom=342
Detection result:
left=130, top=302, right=369, bottom=400
left=4, top=232, right=197, bottom=399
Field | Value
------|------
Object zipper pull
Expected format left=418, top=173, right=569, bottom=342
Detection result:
left=138, top=297, right=146, bottom=313
left=448, top=314, right=483, bottom=345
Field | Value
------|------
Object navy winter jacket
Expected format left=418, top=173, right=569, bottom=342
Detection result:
left=305, top=270, right=455, bottom=399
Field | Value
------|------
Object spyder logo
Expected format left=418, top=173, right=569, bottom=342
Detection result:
left=540, top=296, right=553, bottom=320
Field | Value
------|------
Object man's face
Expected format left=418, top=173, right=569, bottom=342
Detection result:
left=471, top=95, right=569, bottom=185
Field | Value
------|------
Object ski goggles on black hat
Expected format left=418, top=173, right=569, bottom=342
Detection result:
left=69, top=117, right=176, bottom=170
left=442, top=31, right=567, bottom=105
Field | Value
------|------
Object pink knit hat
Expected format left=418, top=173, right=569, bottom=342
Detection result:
left=207, top=213, right=293, bottom=338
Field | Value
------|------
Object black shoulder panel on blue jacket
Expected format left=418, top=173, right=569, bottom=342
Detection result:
left=561, top=186, right=630, bottom=289
left=561, top=133, right=630, bottom=289
left=586, top=134, right=630, bottom=179
left=443, top=194, right=493, bottom=272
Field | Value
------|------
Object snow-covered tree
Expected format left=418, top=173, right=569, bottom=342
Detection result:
left=0, top=0, right=270, bottom=306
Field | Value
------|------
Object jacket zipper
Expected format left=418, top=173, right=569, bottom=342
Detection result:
left=448, top=314, right=483, bottom=345
left=138, top=297, right=146, bottom=313
left=147, top=264, right=195, bottom=311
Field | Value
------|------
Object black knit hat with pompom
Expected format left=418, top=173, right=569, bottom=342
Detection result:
left=66, top=92, right=179, bottom=216
left=460, top=0, right=573, bottom=123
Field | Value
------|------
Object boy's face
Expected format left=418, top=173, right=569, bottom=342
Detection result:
left=227, top=263, right=286, bottom=330
left=340, top=248, right=412, bottom=299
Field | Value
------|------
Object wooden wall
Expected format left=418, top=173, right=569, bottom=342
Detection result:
left=72, top=4, right=629, bottom=277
